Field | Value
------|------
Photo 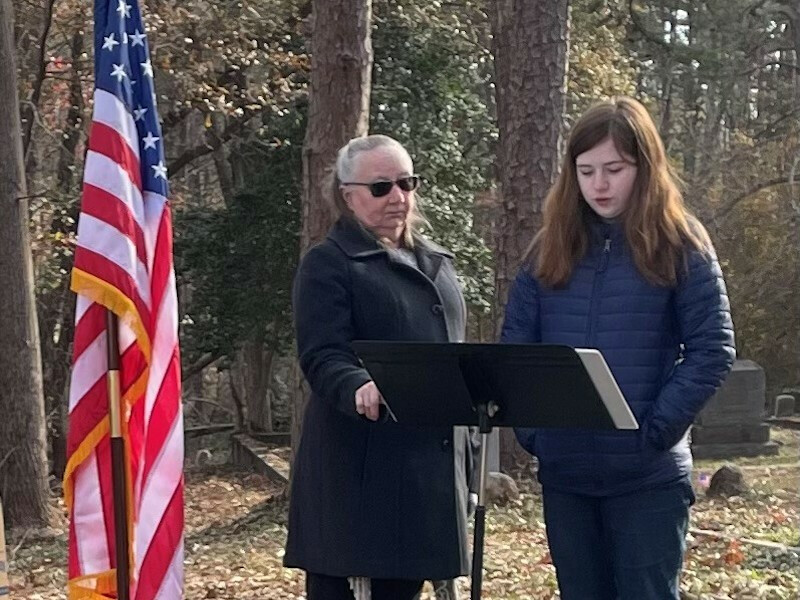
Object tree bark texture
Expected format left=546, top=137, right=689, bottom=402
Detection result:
left=0, top=0, right=51, bottom=528
left=20, top=0, right=56, bottom=159
left=491, top=0, right=569, bottom=324
left=299, top=0, right=373, bottom=251
left=240, top=340, right=274, bottom=433
left=290, top=0, right=373, bottom=469
left=43, top=26, right=85, bottom=482
left=789, top=3, right=800, bottom=110
left=490, top=0, right=569, bottom=471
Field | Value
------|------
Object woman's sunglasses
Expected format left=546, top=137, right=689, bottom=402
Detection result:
left=342, top=175, right=420, bottom=198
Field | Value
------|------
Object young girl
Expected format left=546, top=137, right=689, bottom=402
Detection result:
left=501, top=97, right=735, bottom=599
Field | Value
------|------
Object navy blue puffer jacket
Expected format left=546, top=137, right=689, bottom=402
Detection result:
left=501, top=219, right=735, bottom=496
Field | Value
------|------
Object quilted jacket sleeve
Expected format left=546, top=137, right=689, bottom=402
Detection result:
left=644, top=245, right=736, bottom=451
left=500, top=267, right=541, bottom=454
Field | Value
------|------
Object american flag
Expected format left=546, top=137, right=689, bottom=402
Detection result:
left=64, top=0, right=183, bottom=598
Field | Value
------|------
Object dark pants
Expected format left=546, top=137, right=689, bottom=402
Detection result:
left=306, top=572, right=424, bottom=600
left=542, top=481, right=694, bottom=600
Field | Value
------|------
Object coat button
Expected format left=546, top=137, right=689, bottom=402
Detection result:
left=441, top=438, right=451, bottom=450
left=431, top=304, right=444, bottom=315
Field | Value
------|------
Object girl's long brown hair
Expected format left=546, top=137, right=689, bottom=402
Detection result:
left=529, top=96, right=709, bottom=287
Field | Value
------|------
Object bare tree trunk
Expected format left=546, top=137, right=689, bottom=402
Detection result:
left=240, top=338, right=275, bottom=433
left=790, top=4, right=800, bottom=109
left=681, top=6, right=700, bottom=178
left=0, top=0, right=50, bottom=528
left=44, top=26, right=85, bottom=481
left=299, top=0, right=372, bottom=251
left=211, top=114, right=241, bottom=208
left=659, top=10, right=678, bottom=148
left=227, top=371, right=247, bottom=433
left=490, top=0, right=569, bottom=472
left=20, top=0, right=56, bottom=160
left=290, top=0, right=373, bottom=472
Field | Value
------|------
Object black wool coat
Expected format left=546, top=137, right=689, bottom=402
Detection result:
left=284, top=217, right=473, bottom=580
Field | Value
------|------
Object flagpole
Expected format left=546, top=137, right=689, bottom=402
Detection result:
left=106, top=310, right=130, bottom=600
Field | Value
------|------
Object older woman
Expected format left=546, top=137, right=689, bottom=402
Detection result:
left=284, top=135, right=473, bottom=600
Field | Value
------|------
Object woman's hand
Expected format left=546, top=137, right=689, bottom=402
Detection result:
left=354, top=381, right=382, bottom=421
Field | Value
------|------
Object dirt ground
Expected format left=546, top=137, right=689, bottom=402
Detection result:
left=7, top=428, right=799, bottom=599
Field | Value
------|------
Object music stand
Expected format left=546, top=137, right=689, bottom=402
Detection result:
left=352, top=341, right=638, bottom=600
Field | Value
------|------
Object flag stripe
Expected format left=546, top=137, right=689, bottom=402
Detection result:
left=147, top=205, right=172, bottom=312
left=72, top=303, right=107, bottom=361
left=82, top=183, right=148, bottom=264
left=153, top=538, right=183, bottom=600
left=92, top=89, right=140, bottom=161
left=134, top=484, right=183, bottom=600
left=142, top=352, right=179, bottom=483
left=135, top=413, right=183, bottom=568
left=69, top=330, right=107, bottom=413
left=67, top=377, right=106, bottom=456
left=73, top=248, right=152, bottom=327
left=142, top=192, right=168, bottom=274
left=68, top=516, right=80, bottom=577
left=88, top=121, right=142, bottom=190
left=75, top=295, right=93, bottom=324
left=83, top=151, right=145, bottom=226
left=73, top=453, right=111, bottom=574
left=75, top=216, right=151, bottom=307
left=144, top=273, right=177, bottom=425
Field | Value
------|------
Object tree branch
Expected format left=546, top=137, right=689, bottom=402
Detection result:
left=717, top=172, right=800, bottom=220
left=738, top=61, right=800, bottom=76
left=626, top=0, right=703, bottom=63
left=181, top=351, right=222, bottom=381
left=753, top=107, right=800, bottom=140
left=183, top=397, right=233, bottom=416
left=167, top=116, right=253, bottom=177
left=184, top=423, right=235, bottom=438
left=227, top=371, right=246, bottom=432
left=21, top=0, right=57, bottom=158
left=789, top=153, right=800, bottom=216
left=160, top=106, right=195, bottom=137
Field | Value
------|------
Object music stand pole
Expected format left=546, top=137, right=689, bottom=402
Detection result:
left=470, top=401, right=497, bottom=600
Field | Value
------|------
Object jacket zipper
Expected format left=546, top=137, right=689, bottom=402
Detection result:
left=586, top=237, right=611, bottom=346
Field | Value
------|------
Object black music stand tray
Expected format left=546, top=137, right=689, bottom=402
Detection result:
left=352, top=341, right=638, bottom=600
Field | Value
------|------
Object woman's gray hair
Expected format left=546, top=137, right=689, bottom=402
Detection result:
left=329, top=134, right=425, bottom=246
left=335, top=134, right=411, bottom=182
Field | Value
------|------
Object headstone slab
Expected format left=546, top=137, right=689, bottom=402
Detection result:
left=691, top=423, right=770, bottom=445
left=695, top=359, right=765, bottom=427
left=691, top=441, right=780, bottom=460
left=691, top=359, right=777, bottom=459
left=774, top=394, right=796, bottom=418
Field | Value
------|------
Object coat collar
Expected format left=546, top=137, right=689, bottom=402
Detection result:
left=328, top=217, right=454, bottom=281
left=587, top=212, right=625, bottom=246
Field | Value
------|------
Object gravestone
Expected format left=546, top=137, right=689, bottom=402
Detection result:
left=691, top=359, right=779, bottom=459
left=773, top=394, right=796, bottom=418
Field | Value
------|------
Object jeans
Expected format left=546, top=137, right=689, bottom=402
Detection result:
left=542, top=481, right=695, bottom=600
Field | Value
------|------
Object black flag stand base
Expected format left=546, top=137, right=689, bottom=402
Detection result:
left=470, top=402, right=497, bottom=600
